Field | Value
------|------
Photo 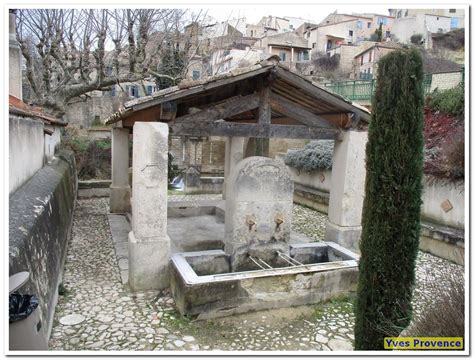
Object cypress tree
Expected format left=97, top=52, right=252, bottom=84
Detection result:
left=354, top=48, right=425, bottom=350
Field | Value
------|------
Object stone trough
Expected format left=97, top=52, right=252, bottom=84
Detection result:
left=170, top=242, right=358, bottom=319
left=168, top=156, right=359, bottom=319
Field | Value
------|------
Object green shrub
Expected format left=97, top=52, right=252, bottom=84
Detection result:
left=60, top=128, right=112, bottom=180
left=284, top=140, right=334, bottom=172
left=428, top=83, right=464, bottom=116
left=354, top=49, right=425, bottom=350
left=410, top=34, right=423, bottom=45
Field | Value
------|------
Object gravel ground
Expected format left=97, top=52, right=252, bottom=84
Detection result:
left=48, top=196, right=464, bottom=352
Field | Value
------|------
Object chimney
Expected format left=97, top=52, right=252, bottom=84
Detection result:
left=9, top=9, right=22, bottom=100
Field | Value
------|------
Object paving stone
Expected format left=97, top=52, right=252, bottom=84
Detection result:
left=328, top=339, right=353, bottom=351
left=48, top=197, right=464, bottom=352
left=183, top=336, right=195, bottom=342
left=59, top=314, right=85, bottom=326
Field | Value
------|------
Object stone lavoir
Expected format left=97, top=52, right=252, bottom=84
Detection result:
left=167, top=154, right=359, bottom=319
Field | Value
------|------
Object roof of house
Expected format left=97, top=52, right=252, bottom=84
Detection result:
left=354, top=42, right=404, bottom=58
left=104, top=56, right=371, bottom=131
left=264, top=32, right=310, bottom=49
left=9, top=95, right=68, bottom=127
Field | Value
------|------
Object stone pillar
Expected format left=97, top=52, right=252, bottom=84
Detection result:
left=110, top=128, right=131, bottom=213
left=9, top=10, right=22, bottom=100
left=128, top=122, right=170, bottom=291
left=325, top=130, right=368, bottom=252
left=222, top=137, right=245, bottom=200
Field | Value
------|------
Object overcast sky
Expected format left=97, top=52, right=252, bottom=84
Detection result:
left=202, top=5, right=392, bottom=25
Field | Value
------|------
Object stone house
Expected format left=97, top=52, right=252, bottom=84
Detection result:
left=246, top=16, right=290, bottom=38
left=389, top=8, right=464, bottom=48
left=325, top=42, right=376, bottom=78
left=352, top=42, right=403, bottom=79
left=305, top=12, right=394, bottom=54
left=255, top=32, right=310, bottom=70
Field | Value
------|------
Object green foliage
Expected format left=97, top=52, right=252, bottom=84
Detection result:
left=60, top=128, right=112, bottom=180
left=410, top=34, right=423, bottom=45
left=156, top=45, right=187, bottom=89
left=284, top=140, right=334, bottom=172
left=374, top=23, right=383, bottom=42
left=427, top=83, right=464, bottom=116
left=354, top=49, right=425, bottom=350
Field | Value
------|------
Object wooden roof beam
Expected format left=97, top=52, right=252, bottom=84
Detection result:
left=172, top=92, right=260, bottom=124
left=171, top=121, right=340, bottom=140
left=270, top=92, right=335, bottom=129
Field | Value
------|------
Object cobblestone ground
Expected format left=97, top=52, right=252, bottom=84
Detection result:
left=49, top=196, right=463, bottom=351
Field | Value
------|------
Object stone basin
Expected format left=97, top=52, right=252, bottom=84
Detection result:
left=170, top=242, right=359, bottom=320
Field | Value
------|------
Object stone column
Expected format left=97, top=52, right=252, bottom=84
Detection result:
left=9, top=10, right=22, bottom=100
left=110, top=128, right=131, bottom=213
left=128, top=122, right=170, bottom=291
left=222, top=137, right=245, bottom=200
left=325, top=130, right=368, bottom=252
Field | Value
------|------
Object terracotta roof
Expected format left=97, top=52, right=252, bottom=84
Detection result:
left=9, top=95, right=68, bottom=126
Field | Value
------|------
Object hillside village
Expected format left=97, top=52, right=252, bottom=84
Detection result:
left=57, top=9, right=465, bottom=129
left=8, top=6, right=466, bottom=353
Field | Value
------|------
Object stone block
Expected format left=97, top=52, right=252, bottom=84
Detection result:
left=324, top=222, right=362, bottom=253
left=128, top=232, right=170, bottom=291
left=109, top=185, right=131, bottom=213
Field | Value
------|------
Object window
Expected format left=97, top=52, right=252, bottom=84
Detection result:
left=360, top=56, right=363, bottom=65
left=369, top=51, right=372, bottom=62
left=130, top=85, right=139, bottom=98
left=192, top=70, right=200, bottom=80
left=303, top=50, right=309, bottom=61
left=449, top=9, right=456, bottom=13
left=451, top=17, right=459, bottom=29
left=223, top=49, right=230, bottom=56
left=250, top=30, right=254, bottom=37
left=377, top=17, right=388, bottom=25
left=437, top=28, right=443, bottom=33
left=357, top=20, right=363, bottom=29
left=367, top=22, right=372, bottom=28
left=386, top=31, right=391, bottom=38
left=146, top=85, right=153, bottom=96
left=312, top=42, right=317, bottom=49
left=279, top=51, right=286, bottom=61
left=290, top=24, right=294, bottom=30
left=326, top=40, right=333, bottom=50
left=397, top=11, right=401, bottom=18
left=404, top=10, right=409, bottom=17
left=349, top=30, right=353, bottom=36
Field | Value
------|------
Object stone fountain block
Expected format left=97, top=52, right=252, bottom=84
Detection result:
left=170, top=242, right=359, bottom=319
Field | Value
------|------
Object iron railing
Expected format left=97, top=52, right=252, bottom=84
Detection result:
left=323, top=73, right=440, bottom=103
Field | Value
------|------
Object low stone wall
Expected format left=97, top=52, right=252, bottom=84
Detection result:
left=280, top=160, right=464, bottom=263
left=9, top=150, right=77, bottom=344
left=78, top=179, right=111, bottom=198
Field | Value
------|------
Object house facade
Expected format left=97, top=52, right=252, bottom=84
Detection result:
left=352, top=42, right=403, bottom=79
left=390, top=9, right=464, bottom=48
left=256, top=32, right=310, bottom=69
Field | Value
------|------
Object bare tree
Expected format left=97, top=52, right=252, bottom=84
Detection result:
left=16, top=8, right=198, bottom=115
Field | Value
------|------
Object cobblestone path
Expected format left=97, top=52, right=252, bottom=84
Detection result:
left=48, top=197, right=463, bottom=351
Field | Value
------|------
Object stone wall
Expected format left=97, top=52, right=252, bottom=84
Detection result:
left=9, top=150, right=77, bottom=344
left=429, top=71, right=463, bottom=92
left=281, top=159, right=465, bottom=263
left=64, top=92, right=128, bottom=128
left=9, top=115, right=45, bottom=194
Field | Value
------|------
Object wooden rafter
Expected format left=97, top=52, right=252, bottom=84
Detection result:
left=270, top=92, right=335, bottom=129
left=171, top=122, right=340, bottom=140
left=171, top=93, right=260, bottom=124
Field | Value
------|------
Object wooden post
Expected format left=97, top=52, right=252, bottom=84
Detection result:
left=256, top=85, right=271, bottom=157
